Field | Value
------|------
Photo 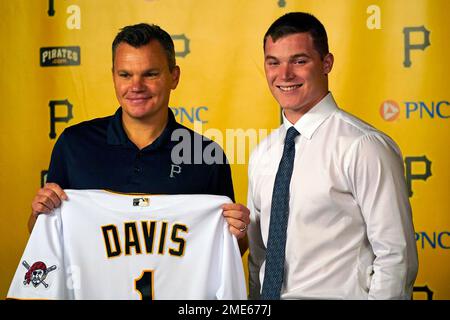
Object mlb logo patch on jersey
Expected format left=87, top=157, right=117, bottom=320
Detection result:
left=133, top=197, right=149, bottom=207
left=22, top=260, right=56, bottom=288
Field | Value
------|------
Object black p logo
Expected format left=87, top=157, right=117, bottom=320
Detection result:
left=49, top=99, right=73, bottom=139
left=405, top=155, right=432, bottom=197
left=48, top=0, right=55, bottom=16
left=403, top=26, right=431, bottom=68
left=171, top=34, right=190, bottom=58
left=413, top=285, right=434, bottom=300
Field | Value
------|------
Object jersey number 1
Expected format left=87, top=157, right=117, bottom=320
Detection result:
left=135, top=270, right=154, bottom=300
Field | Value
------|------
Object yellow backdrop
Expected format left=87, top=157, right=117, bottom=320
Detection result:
left=1, top=0, right=448, bottom=300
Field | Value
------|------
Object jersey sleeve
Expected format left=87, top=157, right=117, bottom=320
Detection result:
left=46, top=130, right=70, bottom=188
left=202, top=139, right=235, bottom=202
left=216, top=222, right=247, bottom=300
left=210, top=161, right=235, bottom=202
left=7, top=209, right=69, bottom=300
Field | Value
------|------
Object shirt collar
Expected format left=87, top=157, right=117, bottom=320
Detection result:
left=107, top=107, right=178, bottom=150
left=281, top=92, right=338, bottom=140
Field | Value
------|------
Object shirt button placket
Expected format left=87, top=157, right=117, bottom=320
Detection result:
left=134, top=151, right=143, bottom=175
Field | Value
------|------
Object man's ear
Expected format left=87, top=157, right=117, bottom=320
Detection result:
left=171, top=65, right=181, bottom=90
left=323, top=53, right=334, bottom=75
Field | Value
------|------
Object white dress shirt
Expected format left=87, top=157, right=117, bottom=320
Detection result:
left=247, top=93, right=418, bottom=300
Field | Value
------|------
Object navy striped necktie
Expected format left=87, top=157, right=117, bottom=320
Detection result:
left=261, top=126, right=299, bottom=300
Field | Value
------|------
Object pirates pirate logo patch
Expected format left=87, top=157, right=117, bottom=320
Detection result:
left=22, top=260, right=57, bottom=288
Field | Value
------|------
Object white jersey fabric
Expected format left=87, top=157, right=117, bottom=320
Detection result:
left=8, top=190, right=247, bottom=300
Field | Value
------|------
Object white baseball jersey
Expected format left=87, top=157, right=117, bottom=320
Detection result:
left=7, top=190, right=247, bottom=300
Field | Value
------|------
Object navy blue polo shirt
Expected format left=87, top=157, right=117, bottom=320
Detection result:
left=47, top=107, right=234, bottom=201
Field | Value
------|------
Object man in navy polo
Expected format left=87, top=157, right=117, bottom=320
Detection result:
left=29, top=23, right=250, bottom=252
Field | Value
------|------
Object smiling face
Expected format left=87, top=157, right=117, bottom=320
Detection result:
left=112, top=40, right=180, bottom=123
left=264, top=32, right=333, bottom=123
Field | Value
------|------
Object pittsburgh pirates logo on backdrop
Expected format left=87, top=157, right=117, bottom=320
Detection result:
left=40, top=46, right=80, bottom=67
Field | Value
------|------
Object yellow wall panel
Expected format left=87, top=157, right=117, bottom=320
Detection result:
left=1, top=0, right=448, bottom=299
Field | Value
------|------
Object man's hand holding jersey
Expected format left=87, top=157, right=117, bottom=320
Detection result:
left=29, top=183, right=251, bottom=254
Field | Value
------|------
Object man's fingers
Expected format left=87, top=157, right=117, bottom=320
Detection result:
left=31, top=198, right=53, bottom=218
left=229, top=225, right=245, bottom=239
left=41, top=183, right=68, bottom=205
left=40, top=190, right=62, bottom=209
left=33, top=194, right=56, bottom=210
left=223, top=209, right=250, bottom=225
left=225, top=216, right=248, bottom=231
left=222, top=203, right=245, bottom=211
left=32, top=201, right=52, bottom=215
left=222, top=205, right=250, bottom=239
left=44, top=183, right=68, bottom=201
left=31, top=183, right=67, bottom=216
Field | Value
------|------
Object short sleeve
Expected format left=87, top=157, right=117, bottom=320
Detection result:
left=46, top=131, right=70, bottom=188
left=7, top=209, right=69, bottom=299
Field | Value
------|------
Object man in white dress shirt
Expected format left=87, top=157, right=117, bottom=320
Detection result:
left=247, top=12, right=418, bottom=299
